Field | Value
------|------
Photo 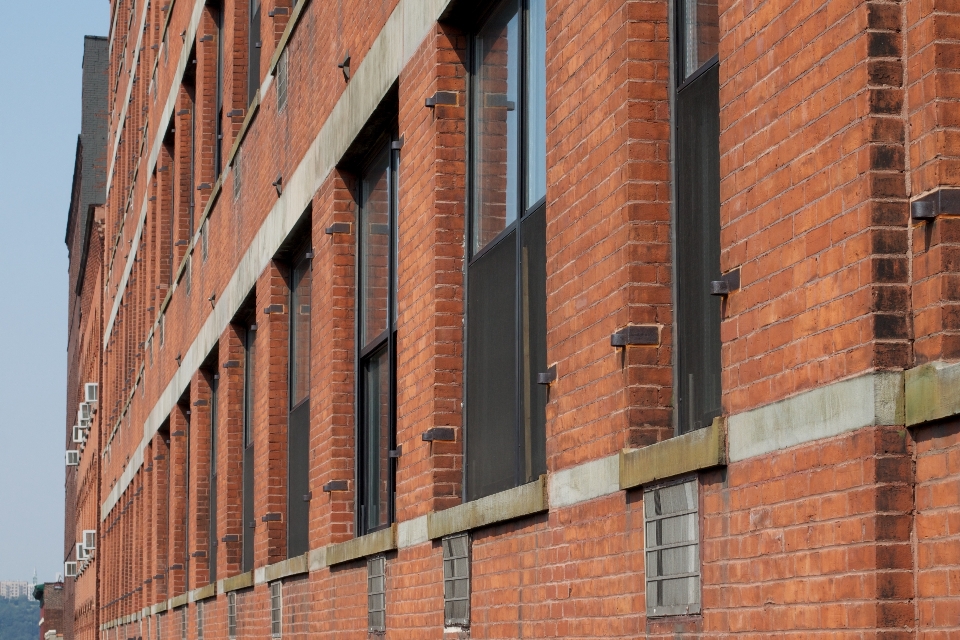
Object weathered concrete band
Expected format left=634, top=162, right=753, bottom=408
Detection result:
left=727, top=371, right=904, bottom=462
left=326, top=524, right=397, bottom=566
left=620, top=418, right=726, bottom=490
left=427, top=476, right=547, bottom=540
left=905, top=361, right=960, bottom=426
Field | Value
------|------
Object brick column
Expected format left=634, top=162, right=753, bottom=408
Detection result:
left=168, top=402, right=190, bottom=597
left=254, top=262, right=289, bottom=564
left=189, top=370, right=214, bottom=588
left=217, top=326, right=245, bottom=576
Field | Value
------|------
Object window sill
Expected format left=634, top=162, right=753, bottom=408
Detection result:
left=325, top=524, right=397, bottom=567
left=619, top=418, right=726, bottom=491
left=426, top=475, right=548, bottom=540
left=220, top=570, right=254, bottom=594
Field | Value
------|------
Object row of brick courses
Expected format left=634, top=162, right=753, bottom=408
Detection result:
left=76, top=0, right=960, bottom=637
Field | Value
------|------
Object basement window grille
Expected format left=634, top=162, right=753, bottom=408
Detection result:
left=442, top=533, right=470, bottom=627
left=195, top=601, right=203, bottom=640
left=367, top=556, right=386, bottom=633
left=277, top=48, right=289, bottom=113
left=227, top=592, right=237, bottom=639
left=644, top=478, right=701, bottom=617
left=233, top=150, right=242, bottom=200
left=270, top=582, right=282, bottom=638
left=180, top=607, right=187, bottom=640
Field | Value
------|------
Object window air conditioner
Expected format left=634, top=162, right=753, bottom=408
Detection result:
left=64, top=562, right=77, bottom=578
left=66, top=450, right=80, bottom=466
left=84, top=383, right=98, bottom=404
left=83, top=530, right=96, bottom=550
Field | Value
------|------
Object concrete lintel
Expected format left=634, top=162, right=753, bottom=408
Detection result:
left=620, top=419, right=726, bottom=490
left=397, top=515, right=429, bottom=548
left=326, top=525, right=397, bottom=567
left=308, top=547, right=327, bottom=572
left=253, top=567, right=266, bottom=585
left=728, top=371, right=904, bottom=462
left=906, top=361, right=960, bottom=426
left=263, top=553, right=309, bottom=583
left=221, top=571, right=254, bottom=593
left=169, top=593, right=188, bottom=610
left=549, top=454, right=620, bottom=508
left=427, top=476, right=547, bottom=540
left=154, top=601, right=167, bottom=614
left=193, top=583, right=216, bottom=601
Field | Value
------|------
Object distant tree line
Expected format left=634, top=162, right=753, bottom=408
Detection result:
left=0, top=596, right=39, bottom=640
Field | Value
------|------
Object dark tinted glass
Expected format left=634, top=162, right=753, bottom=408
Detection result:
left=248, top=0, right=261, bottom=105
left=466, top=231, right=519, bottom=501
left=243, top=328, right=255, bottom=447
left=210, top=376, right=218, bottom=581
left=290, top=254, right=312, bottom=407
left=680, top=0, right=719, bottom=80
left=676, top=63, right=722, bottom=434
left=287, top=399, right=310, bottom=556
left=242, top=445, right=254, bottom=572
left=360, top=345, right=391, bottom=532
left=360, top=147, right=391, bottom=348
left=473, top=0, right=520, bottom=254
left=520, top=206, right=547, bottom=482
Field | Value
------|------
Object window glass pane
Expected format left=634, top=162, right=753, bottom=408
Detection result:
left=525, top=0, right=547, bottom=209
left=519, top=206, right=547, bottom=483
left=290, top=256, right=311, bottom=406
left=466, top=231, right=519, bottom=501
left=681, top=0, right=719, bottom=80
left=473, top=0, right=520, bottom=254
left=676, top=63, right=721, bottom=434
left=360, top=147, right=391, bottom=348
left=361, top=345, right=391, bottom=532
left=243, top=328, right=256, bottom=447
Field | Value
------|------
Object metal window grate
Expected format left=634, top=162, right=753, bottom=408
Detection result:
left=443, top=533, right=470, bottom=627
left=227, top=592, right=237, bottom=639
left=233, top=150, right=242, bottom=200
left=180, top=607, right=187, bottom=640
left=155, top=615, right=161, bottom=640
left=270, top=582, right=282, bottom=638
left=644, top=478, right=701, bottom=617
left=277, top=49, right=289, bottom=112
left=367, top=556, right=386, bottom=632
left=196, top=602, right=204, bottom=640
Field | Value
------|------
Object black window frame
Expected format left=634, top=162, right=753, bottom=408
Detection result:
left=208, top=370, right=219, bottom=583
left=211, top=0, right=225, bottom=178
left=287, top=238, right=312, bottom=557
left=355, top=135, right=400, bottom=537
left=463, top=0, right=548, bottom=503
left=248, top=0, right=261, bottom=107
left=241, top=321, right=256, bottom=572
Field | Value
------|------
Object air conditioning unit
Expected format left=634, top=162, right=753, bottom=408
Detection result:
left=79, top=403, right=92, bottom=422
left=76, top=543, right=88, bottom=561
left=83, top=530, right=96, bottom=550
left=84, top=383, right=98, bottom=405
left=64, top=562, right=77, bottom=578
left=77, top=409, right=90, bottom=428
left=66, top=450, right=80, bottom=466
left=72, top=426, right=85, bottom=444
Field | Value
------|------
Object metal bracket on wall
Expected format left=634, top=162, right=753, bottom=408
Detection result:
left=389, top=445, right=403, bottom=458
left=912, top=188, right=960, bottom=221
left=710, top=267, right=741, bottom=297
left=537, top=365, right=557, bottom=385
left=338, top=52, right=351, bottom=80
left=325, top=222, right=351, bottom=235
left=261, top=513, right=282, bottom=522
left=611, top=325, right=660, bottom=348
left=425, top=91, right=458, bottom=107
left=323, top=480, right=349, bottom=492
left=422, top=427, right=456, bottom=442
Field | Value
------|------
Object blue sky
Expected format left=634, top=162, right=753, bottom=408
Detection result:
left=0, top=0, right=106, bottom=582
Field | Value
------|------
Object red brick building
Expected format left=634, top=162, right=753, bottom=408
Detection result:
left=61, top=0, right=960, bottom=637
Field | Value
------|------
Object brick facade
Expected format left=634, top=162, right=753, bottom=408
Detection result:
left=61, top=0, right=960, bottom=638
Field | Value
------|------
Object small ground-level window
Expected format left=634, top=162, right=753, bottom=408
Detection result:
left=196, top=601, right=204, bottom=640
left=367, top=556, right=386, bottom=632
left=270, top=582, right=282, bottom=637
left=644, top=478, right=701, bottom=616
left=443, top=533, right=470, bottom=627
left=180, top=607, right=187, bottom=640
left=227, top=592, right=237, bottom=639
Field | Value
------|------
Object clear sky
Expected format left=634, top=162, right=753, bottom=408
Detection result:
left=0, top=0, right=107, bottom=582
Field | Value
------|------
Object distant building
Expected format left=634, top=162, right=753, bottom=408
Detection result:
left=34, top=582, right=65, bottom=640
left=0, top=581, right=36, bottom=600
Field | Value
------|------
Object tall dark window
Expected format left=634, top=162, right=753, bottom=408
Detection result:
left=209, top=372, right=219, bottom=582
left=248, top=0, right=261, bottom=106
left=465, top=0, right=547, bottom=502
left=357, top=140, right=398, bottom=536
left=241, top=324, right=256, bottom=572
left=674, top=0, right=721, bottom=435
left=212, top=1, right=224, bottom=177
left=287, top=243, right=312, bottom=556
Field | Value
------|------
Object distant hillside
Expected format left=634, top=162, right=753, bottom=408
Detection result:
left=0, top=597, right=39, bottom=640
